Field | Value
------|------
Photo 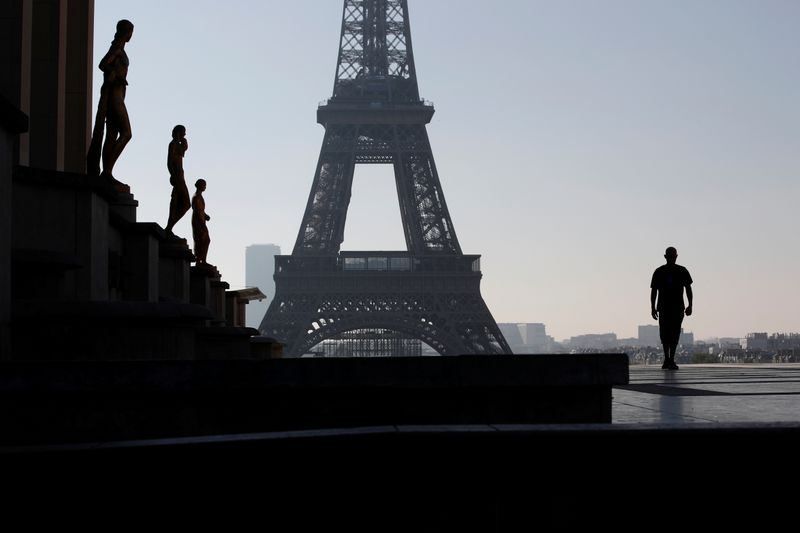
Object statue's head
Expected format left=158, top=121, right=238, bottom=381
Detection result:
left=115, top=19, right=134, bottom=42
left=195, top=178, right=207, bottom=191
left=172, top=125, right=186, bottom=139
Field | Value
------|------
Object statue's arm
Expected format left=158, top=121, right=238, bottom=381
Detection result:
left=98, top=45, right=121, bottom=72
left=167, top=145, right=182, bottom=174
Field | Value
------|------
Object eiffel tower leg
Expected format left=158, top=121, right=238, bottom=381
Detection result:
left=293, top=126, right=357, bottom=255
left=441, top=294, right=513, bottom=354
left=395, top=128, right=461, bottom=255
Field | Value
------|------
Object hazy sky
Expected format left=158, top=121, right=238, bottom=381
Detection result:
left=93, top=0, right=800, bottom=341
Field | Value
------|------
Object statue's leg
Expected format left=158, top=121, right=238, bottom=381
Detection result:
left=198, top=232, right=210, bottom=263
left=166, top=190, right=177, bottom=232
left=102, top=87, right=132, bottom=179
left=101, top=122, right=119, bottom=179
left=177, top=181, right=191, bottom=219
left=104, top=111, right=132, bottom=178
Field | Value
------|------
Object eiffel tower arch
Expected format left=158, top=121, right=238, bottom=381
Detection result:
left=260, top=0, right=511, bottom=357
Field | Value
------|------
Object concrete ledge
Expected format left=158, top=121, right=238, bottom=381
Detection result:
left=13, top=165, right=120, bottom=202
left=195, top=326, right=260, bottom=359
left=12, top=300, right=214, bottom=321
left=10, top=301, right=215, bottom=361
left=11, top=248, right=83, bottom=270
left=0, top=354, right=627, bottom=391
left=0, top=354, right=627, bottom=445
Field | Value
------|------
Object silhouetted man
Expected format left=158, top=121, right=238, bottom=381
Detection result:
left=650, top=247, right=693, bottom=370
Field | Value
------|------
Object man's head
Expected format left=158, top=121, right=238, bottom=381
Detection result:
left=172, top=125, right=186, bottom=139
left=664, top=246, right=678, bottom=264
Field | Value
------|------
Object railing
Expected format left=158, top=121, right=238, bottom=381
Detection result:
left=275, top=253, right=480, bottom=274
left=318, top=98, right=434, bottom=108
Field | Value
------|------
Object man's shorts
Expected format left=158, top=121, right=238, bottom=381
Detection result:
left=658, top=311, right=684, bottom=346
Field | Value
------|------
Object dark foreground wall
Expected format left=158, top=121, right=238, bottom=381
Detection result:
left=0, top=354, right=627, bottom=445
left=2, top=423, right=799, bottom=531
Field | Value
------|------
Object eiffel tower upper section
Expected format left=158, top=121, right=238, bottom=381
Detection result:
left=294, top=0, right=461, bottom=257
left=331, top=0, right=421, bottom=104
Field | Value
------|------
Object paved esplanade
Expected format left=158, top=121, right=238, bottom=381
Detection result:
left=614, top=363, right=800, bottom=424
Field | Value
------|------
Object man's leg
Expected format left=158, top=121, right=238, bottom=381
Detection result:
left=661, top=343, right=671, bottom=369
left=666, top=313, right=683, bottom=369
left=659, top=313, right=682, bottom=370
left=667, top=341, right=679, bottom=370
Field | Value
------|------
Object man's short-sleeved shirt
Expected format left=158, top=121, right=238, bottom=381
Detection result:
left=651, top=264, right=692, bottom=312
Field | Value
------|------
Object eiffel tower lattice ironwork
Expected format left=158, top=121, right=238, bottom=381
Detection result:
left=260, top=0, right=511, bottom=356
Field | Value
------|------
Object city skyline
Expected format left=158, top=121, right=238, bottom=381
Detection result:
left=93, top=1, right=800, bottom=341
left=500, top=320, right=791, bottom=346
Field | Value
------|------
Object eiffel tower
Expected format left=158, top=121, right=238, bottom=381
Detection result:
left=260, top=0, right=511, bottom=357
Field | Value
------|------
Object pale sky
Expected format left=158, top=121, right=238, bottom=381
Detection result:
left=93, top=0, right=800, bottom=342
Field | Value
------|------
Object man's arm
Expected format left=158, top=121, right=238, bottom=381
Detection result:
left=650, top=288, right=658, bottom=320
left=685, top=285, right=693, bottom=316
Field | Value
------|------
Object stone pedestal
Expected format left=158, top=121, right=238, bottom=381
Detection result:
left=250, top=335, right=283, bottom=359
left=225, top=287, right=267, bottom=329
left=210, top=279, right=229, bottom=326
left=190, top=264, right=219, bottom=321
left=225, top=292, right=247, bottom=328
left=11, top=167, right=117, bottom=302
left=189, top=264, right=229, bottom=325
left=159, top=237, right=193, bottom=303
left=76, top=185, right=110, bottom=301
left=122, top=223, right=162, bottom=302
left=11, top=300, right=213, bottom=361
left=8, top=167, right=258, bottom=361
left=109, top=192, right=138, bottom=224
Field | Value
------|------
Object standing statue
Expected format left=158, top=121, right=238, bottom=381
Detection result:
left=86, top=19, right=134, bottom=189
left=191, top=179, right=211, bottom=265
left=165, top=125, right=190, bottom=235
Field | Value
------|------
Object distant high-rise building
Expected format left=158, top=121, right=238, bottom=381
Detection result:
left=496, top=323, right=555, bottom=353
left=640, top=324, right=693, bottom=347
left=719, top=337, right=742, bottom=349
left=743, top=332, right=769, bottom=351
left=638, top=325, right=660, bottom=347
left=679, top=331, right=694, bottom=347
left=245, top=244, right=281, bottom=329
left=497, top=324, right=524, bottom=347
left=519, top=323, right=545, bottom=345
left=520, top=323, right=553, bottom=352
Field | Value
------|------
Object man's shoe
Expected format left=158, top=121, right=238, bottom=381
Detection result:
left=668, top=360, right=679, bottom=370
left=662, top=361, right=670, bottom=369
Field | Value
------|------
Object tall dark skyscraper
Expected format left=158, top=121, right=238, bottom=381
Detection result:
left=245, top=244, right=281, bottom=329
